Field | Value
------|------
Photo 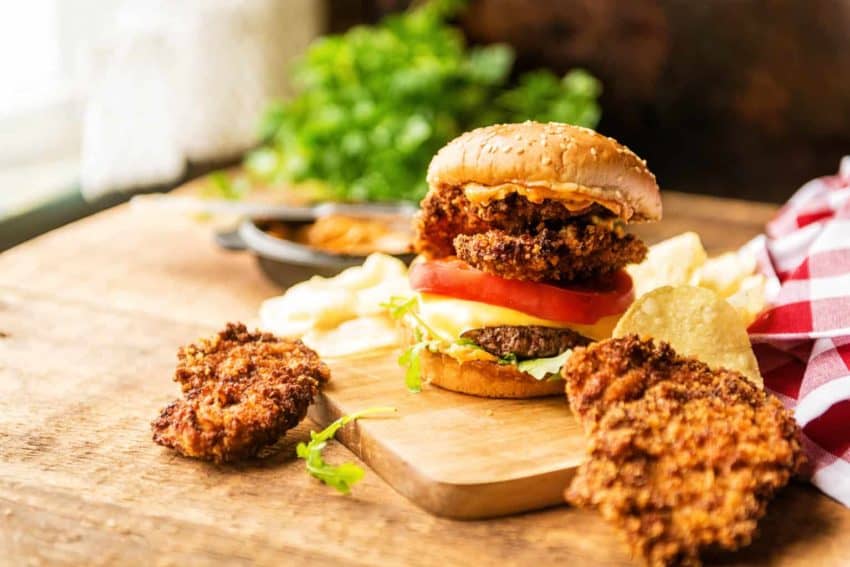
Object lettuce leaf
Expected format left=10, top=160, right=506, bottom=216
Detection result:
left=517, top=350, right=573, bottom=381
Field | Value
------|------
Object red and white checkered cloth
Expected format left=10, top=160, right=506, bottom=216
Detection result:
left=745, top=156, right=850, bottom=507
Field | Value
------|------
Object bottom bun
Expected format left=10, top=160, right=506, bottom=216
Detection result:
left=419, top=349, right=565, bottom=398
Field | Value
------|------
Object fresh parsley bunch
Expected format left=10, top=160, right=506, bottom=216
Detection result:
left=247, top=0, right=601, bottom=203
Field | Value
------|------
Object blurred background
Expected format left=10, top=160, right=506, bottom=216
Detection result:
left=335, top=0, right=850, bottom=202
left=2, top=0, right=849, bottom=250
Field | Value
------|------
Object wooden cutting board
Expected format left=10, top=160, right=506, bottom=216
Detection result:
left=309, top=352, right=586, bottom=519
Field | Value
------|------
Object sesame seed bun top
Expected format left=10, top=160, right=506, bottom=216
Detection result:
left=425, top=121, right=661, bottom=222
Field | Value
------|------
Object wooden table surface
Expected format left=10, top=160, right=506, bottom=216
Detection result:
left=2, top=190, right=850, bottom=566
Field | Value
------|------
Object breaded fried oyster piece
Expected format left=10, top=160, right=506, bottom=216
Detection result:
left=454, top=224, right=646, bottom=283
left=152, top=323, right=329, bottom=463
left=562, top=335, right=805, bottom=567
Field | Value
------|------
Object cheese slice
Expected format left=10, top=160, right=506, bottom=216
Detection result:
left=416, top=293, right=619, bottom=342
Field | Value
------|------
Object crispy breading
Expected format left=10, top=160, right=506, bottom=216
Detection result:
left=152, top=323, right=329, bottom=463
left=413, top=186, right=644, bottom=283
left=414, top=186, right=493, bottom=258
left=414, top=185, right=608, bottom=258
left=454, top=225, right=646, bottom=283
left=563, top=335, right=805, bottom=567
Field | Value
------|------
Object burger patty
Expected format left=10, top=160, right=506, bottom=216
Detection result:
left=415, top=186, right=608, bottom=258
left=454, top=225, right=647, bottom=282
left=461, top=325, right=591, bottom=359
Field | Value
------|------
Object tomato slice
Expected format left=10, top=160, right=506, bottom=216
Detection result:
left=409, top=259, right=634, bottom=325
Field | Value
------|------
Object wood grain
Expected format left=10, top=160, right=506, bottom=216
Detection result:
left=313, top=354, right=584, bottom=519
left=2, top=187, right=849, bottom=565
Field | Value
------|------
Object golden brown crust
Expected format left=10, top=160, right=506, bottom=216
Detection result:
left=563, top=335, right=805, bottom=566
left=151, top=323, right=330, bottom=463
left=453, top=225, right=647, bottom=283
left=426, top=121, right=661, bottom=222
left=420, top=348, right=565, bottom=398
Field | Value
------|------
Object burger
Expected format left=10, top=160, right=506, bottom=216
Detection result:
left=401, top=121, right=661, bottom=398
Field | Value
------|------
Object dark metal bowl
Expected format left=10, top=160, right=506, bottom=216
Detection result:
left=216, top=218, right=415, bottom=288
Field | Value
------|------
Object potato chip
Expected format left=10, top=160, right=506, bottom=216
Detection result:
left=614, top=285, right=763, bottom=387
left=259, top=253, right=411, bottom=357
left=690, top=250, right=757, bottom=298
left=628, top=232, right=769, bottom=326
left=627, top=232, right=707, bottom=298
left=725, top=274, right=767, bottom=326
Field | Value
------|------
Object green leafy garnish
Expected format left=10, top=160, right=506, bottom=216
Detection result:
left=248, top=0, right=601, bottom=202
left=517, top=350, right=574, bottom=381
left=381, top=295, right=418, bottom=319
left=498, top=352, right=518, bottom=365
left=202, top=171, right=248, bottom=201
left=296, top=407, right=396, bottom=494
left=380, top=295, right=449, bottom=342
left=398, top=342, right=427, bottom=392
left=383, top=295, right=474, bottom=392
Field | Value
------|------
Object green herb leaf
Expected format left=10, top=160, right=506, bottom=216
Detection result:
left=398, top=341, right=428, bottom=392
left=517, top=350, right=574, bottom=381
left=497, top=352, right=518, bottom=365
left=465, top=44, right=514, bottom=85
left=297, top=406, right=396, bottom=494
left=405, top=344, right=425, bottom=392
left=380, top=295, right=450, bottom=342
left=380, top=295, right=418, bottom=320
left=202, top=172, right=248, bottom=201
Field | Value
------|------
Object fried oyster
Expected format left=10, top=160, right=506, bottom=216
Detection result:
left=152, top=322, right=329, bottom=463
left=415, top=186, right=645, bottom=283
left=563, top=335, right=805, bottom=567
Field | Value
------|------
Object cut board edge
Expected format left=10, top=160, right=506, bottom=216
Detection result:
left=308, top=394, right=581, bottom=520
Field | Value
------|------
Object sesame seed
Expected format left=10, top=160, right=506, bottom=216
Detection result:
left=590, top=148, right=598, bottom=157
left=541, top=156, right=552, bottom=165
left=516, top=147, right=525, bottom=154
